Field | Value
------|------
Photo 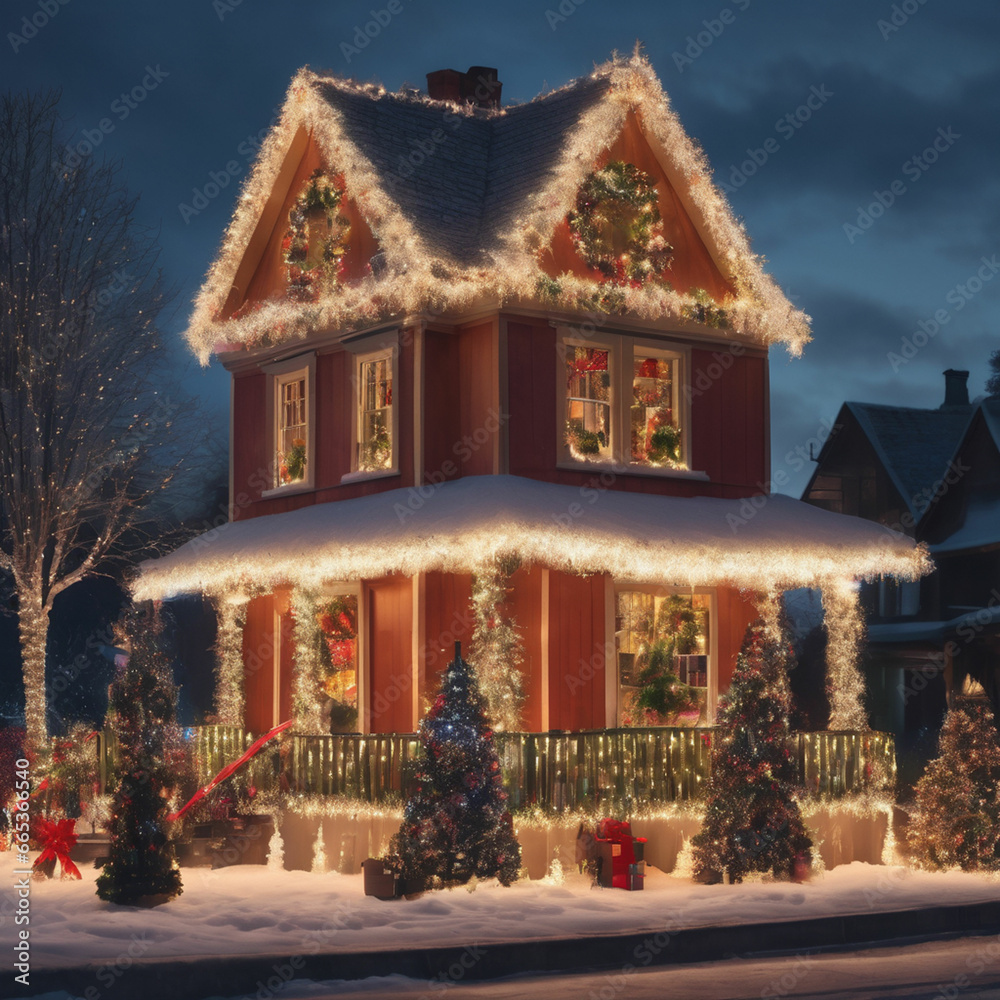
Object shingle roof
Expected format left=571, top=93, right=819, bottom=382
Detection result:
left=846, top=401, right=974, bottom=516
left=184, top=55, right=812, bottom=363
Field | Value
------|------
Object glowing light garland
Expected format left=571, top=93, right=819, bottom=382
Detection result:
left=823, top=583, right=869, bottom=731
left=469, top=555, right=525, bottom=731
left=213, top=597, right=246, bottom=726
left=182, top=53, right=811, bottom=365
left=290, top=588, right=325, bottom=734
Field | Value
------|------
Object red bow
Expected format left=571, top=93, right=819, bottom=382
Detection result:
left=33, top=817, right=82, bottom=880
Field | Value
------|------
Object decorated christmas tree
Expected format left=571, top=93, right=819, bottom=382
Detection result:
left=909, top=697, right=1000, bottom=871
left=692, top=618, right=812, bottom=883
left=96, top=606, right=183, bottom=906
left=390, top=642, right=521, bottom=889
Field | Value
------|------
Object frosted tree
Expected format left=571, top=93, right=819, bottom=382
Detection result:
left=909, top=698, right=1000, bottom=871
left=0, top=91, right=203, bottom=750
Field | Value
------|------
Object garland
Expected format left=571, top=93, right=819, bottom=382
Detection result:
left=567, top=161, right=673, bottom=286
left=282, top=168, right=350, bottom=302
left=213, top=599, right=246, bottom=726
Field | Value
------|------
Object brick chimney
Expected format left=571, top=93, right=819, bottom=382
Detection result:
left=426, top=66, right=501, bottom=109
left=941, top=368, right=970, bottom=408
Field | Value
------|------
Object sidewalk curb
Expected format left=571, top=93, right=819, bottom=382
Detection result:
left=26, top=899, right=1000, bottom=998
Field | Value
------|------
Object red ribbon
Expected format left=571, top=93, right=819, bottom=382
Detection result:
left=33, top=817, right=82, bottom=880
left=167, top=719, right=293, bottom=822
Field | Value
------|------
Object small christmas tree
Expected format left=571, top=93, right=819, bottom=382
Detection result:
left=96, top=606, right=183, bottom=906
left=692, top=619, right=812, bottom=883
left=909, top=697, right=1000, bottom=871
left=390, top=642, right=521, bottom=888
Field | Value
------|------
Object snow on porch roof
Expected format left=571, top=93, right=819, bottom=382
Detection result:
left=135, top=475, right=929, bottom=602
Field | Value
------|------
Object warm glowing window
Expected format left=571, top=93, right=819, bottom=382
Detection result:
left=631, top=350, right=682, bottom=468
left=314, top=594, right=359, bottom=733
left=357, top=354, right=393, bottom=472
left=276, top=371, right=308, bottom=488
left=616, top=589, right=711, bottom=727
left=564, top=345, right=612, bottom=462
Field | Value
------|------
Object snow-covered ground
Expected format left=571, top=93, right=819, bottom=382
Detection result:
left=2, top=849, right=999, bottom=973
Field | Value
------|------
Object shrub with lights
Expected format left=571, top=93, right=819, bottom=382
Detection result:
left=96, top=606, right=183, bottom=906
left=389, top=642, right=521, bottom=889
left=692, top=618, right=812, bottom=883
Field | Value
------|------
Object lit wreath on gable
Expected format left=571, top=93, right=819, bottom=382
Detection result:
left=567, top=161, right=673, bottom=287
left=282, top=168, right=351, bottom=302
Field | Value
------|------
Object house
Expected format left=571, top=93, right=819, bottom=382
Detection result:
left=136, top=56, right=925, bottom=850
left=802, top=371, right=1000, bottom=751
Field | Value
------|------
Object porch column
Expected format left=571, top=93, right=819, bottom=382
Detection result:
left=289, top=588, right=325, bottom=734
left=822, top=580, right=868, bottom=731
left=213, top=595, right=247, bottom=727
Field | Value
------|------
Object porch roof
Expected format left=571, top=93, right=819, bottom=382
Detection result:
left=135, top=474, right=930, bottom=600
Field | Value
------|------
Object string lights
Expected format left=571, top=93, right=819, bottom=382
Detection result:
left=181, top=52, right=811, bottom=365
left=213, top=596, right=246, bottom=726
left=822, top=582, right=869, bottom=731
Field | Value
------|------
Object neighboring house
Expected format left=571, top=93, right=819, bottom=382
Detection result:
left=136, top=56, right=922, bottom=802
left=803, top=371, right=1000, bottom=743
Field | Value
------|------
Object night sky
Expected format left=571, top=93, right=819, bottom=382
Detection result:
left=2, top=0, right=997, bottom=498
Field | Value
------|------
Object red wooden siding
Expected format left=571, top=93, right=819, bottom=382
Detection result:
left=366, top=575, right=414, bottom=734
left=231, top=372, right=268, bottom=519
left=457, top=321, right=496, bottom=476
left=714, top=585, right=759, bottom=694
left=421, top=331, right=462, bottom=484
left=548, top=571, right=607, bottom=730
left=242, top=593, right=275, bottom=733
left=506, top=564, right=544, bottom=732
left=421, top=570, right=474, bottom=705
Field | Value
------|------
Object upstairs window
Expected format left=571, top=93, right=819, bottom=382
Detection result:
left=560, top=332, right=688, bottom=472
left=264, top=354, right=315, bottom=495
left=358, top=354, right=393, bottom=472
left=565, top=345, right=612, bottom=462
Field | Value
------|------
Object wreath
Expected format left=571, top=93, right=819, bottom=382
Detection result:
left=567, top=161, right=673, bottom=286
left=282, top=169, right=351, bottom=302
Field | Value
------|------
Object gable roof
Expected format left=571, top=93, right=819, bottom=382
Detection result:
left=844, top=401, right=974, bottom=518
left=184, top=53, right=811, bottom=363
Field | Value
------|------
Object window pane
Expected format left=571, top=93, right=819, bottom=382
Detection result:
left=565, top=346, right=612, bottom=461
left=616, top=591, right=710, bottom=726
left=358, top=356, right=393, bottom=471
left=631, top=353, right=683, bottom=467
left=277, top=376, right=307, bottom=486
left=315, top=595, right=358, bottom=733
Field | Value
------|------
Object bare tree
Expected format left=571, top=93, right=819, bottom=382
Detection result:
left=0, top=91, right=199, bottom=751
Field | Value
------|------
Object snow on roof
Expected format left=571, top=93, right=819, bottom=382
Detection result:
left=930, top=495, right=1000, bottom=554
left=135, top=475, right=929, bottom=601
left=183, top=53, right=810, bottom=364
left=869, top=604, right=1000, bottom=645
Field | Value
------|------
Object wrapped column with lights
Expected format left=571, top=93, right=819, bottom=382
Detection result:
left=822, top=581, right=868, bottom=732
left=290, top=588, right=325, bottom=734
left=213, top=596, right=247, bottom=726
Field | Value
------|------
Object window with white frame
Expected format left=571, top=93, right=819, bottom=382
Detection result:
left=356, top=351, right=394, bottom=473
left=265, top=355, right=315, bottom=493
left=615, top=588, right=711, bottom=727
left=560, top=332, right=688, bottom=471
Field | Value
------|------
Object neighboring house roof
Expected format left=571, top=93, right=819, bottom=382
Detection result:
left=869, top=604, right=1000, bottom=645
left=135, top=474, right=928, bottom=601
left=184, top=53, right=811, bottom=363
left=843, top=401, right=973, bottom=519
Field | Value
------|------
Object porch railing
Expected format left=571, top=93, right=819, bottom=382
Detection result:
left=97, top=726, right=895, bottom=814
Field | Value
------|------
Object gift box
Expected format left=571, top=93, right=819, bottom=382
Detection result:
left=362, top=857, right=398, bottom=900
